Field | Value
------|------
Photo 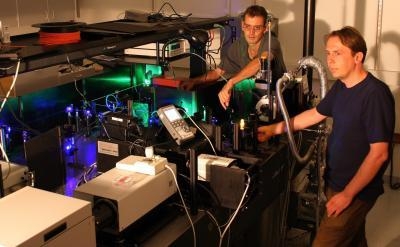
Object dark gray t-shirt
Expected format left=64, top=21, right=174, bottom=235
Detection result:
left=219, top=33, right=286, bottom=85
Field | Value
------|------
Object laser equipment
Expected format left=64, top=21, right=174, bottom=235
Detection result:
left=74, top=163, right=177, bottom=233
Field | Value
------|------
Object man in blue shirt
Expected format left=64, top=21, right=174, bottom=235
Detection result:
left=257, top=26, right=395, bottom=246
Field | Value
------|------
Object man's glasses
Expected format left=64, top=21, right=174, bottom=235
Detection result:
left=242, top=23, right=265, bottom=32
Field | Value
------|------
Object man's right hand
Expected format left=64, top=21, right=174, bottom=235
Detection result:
left=257, top=125, right=274, bottom=142
left=179, top=80, right=196, bottom=91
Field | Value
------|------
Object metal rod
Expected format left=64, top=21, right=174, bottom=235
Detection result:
left=303, top=0, right=316, bottom=91
left=375, top=0, right=384, bottom=70
left=267, top=19, right=273, bottom=123
left=188, top=148, right=198, bottom=215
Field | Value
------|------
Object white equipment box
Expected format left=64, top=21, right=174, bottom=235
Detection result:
left=1, top=160, right=28, bottom=194
left=197, top=154, right=236, bottom=181
left=0, top=186, right=96, bottom=247
left=124, top=39, right=189, bottom=57
left=116, top=155, right=167, bottom=175
left=74, top=164, right=177, bottom=233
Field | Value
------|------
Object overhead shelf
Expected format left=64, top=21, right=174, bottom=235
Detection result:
left=1, top=17, right=231, bottom=75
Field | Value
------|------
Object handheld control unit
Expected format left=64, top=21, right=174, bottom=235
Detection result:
left=157, top=105, right=195, bottom=145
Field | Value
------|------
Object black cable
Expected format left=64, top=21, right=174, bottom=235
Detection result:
left=179, top=173, right=222, bottom=208
left=156, top=2, right=191, bottom=20
left=206, top=53, right=217, bottom=70
left=156, top=2, right=177, bottom=15
left=167, top=13, right=192, bottom=21
left=207, top=25, right=228, bottom=56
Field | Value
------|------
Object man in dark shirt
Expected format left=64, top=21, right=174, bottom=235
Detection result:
left=257, top=26, right=395, bottom=246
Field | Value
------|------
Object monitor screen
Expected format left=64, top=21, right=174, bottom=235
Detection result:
left=164, top=108, right=182, bottom=122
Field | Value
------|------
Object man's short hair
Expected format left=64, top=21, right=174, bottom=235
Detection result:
left=325, top=26, right=367, bottom=63
left=241, top=5, right=269, bottom=26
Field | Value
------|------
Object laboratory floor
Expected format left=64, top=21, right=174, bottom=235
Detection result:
left=366, top=182, right=400, bottom=247
left=285, top=181, right=400, bottom=247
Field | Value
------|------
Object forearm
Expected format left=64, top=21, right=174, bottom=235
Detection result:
left=342, top=143, right=389, bottom=198
left=228, top=58, right=260, bottom=86
left=268, top=121, right=287, bottom=136
left=191, top=69, right=222, bottom=84
left=280, top=108, right=325, bottom=133
left=258, top=108, right=324, bottom=142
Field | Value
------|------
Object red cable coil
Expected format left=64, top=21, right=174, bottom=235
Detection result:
left=38, top=31, right=81, bottom=45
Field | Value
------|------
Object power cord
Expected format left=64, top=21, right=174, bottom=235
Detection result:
left=165, top=164, right=197, bottom=247
left=218, top=172, right=251, bottom=247
left=0, top=59, right=20, bottom=113
left=162, top=149, right=251, bottom=247
left=177, top=107, right=217, bottom=155
left=178, top=173, right=222, bottom=208
left=184, top=52, right=229, bottom=83
left=208, top=24, right=226, bottom=56
left=0, top=59, right=20, bottom=183
left=152, top=2, right=192, bottom=22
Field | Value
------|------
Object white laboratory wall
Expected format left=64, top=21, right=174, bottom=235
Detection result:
left=17, top=0, right=49, bottom=28
left=379, top=0, right=400, bottom=179
left=76, top=0, right=153, bottom=23
left=0, top=0, right=75, bottom=35
left=230, top=0, right=256, bottom=16
left=256, top=0, right=305, bottom=69
left=48, top=0, right=76, bottom=22
left=0, top=0, right=19, bottom=33
left=380, top=1, right=400, bottom=72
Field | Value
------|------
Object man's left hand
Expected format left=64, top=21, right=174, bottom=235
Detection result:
left=218, top=80, right=233, bottom=109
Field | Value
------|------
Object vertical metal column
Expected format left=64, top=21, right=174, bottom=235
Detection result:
left=303, top=0, right=316, bottom=91
left=374, top=0, right=384, bottom=71
left=188, top=148, right=198, bottom=215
